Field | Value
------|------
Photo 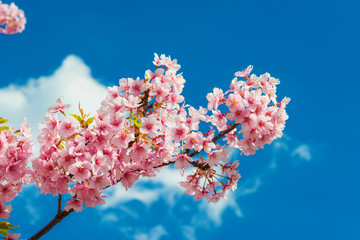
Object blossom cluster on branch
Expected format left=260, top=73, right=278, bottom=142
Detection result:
left=0, top=53, right=289, bottom=240
left=0, top=1, right=25, bottom=34
left=29, top=53, right=289, bottom=212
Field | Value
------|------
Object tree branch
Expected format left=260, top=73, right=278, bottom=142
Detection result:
left=28, top=207, right=74, bottom=240
left=57, top=194, right=62, bottom=214
left=154, top=122, right=240, bottom=171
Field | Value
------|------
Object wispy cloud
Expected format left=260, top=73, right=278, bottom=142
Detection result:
left=198, top=192, right=243, bottom=226
left=133, top=225, right=167, bottom=240
left=182, top=226, right=196, bottom=240
left=119, top=225, right=168, bottom=240
left=101, top=213, right=119, bottom=224
left=292, top=144, right=311, bottom=161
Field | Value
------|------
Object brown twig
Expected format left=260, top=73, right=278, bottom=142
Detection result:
left=28, top=195, right=74, bottom=240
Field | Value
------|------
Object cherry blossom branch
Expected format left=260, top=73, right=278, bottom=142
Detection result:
left=189, top=122, right=240, bottom=158
left=20, top=54, right=290, bottom=240
left=28, top=197, right=74, bottom=240
left=154, top=122, right=240, bottom=170
left=26, top=122, right=239, bottom=239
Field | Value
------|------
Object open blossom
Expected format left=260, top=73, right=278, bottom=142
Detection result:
left=48, top=97, right=70, bottom=114
left=64, top=198, right=83, bottom=212
left=206, top=88, right=225, bottom=110
left=58, top=116, right=80, bottom=137
left=235, top=65, right=253, bottom=77
left=68, top=161, right=92, bottom=182
left=141, top=115, right=161, bottom=138
left=0, top=204, right=11, bottom=219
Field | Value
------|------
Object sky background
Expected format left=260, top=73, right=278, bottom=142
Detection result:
left=1, top=0, right=360, bottom=239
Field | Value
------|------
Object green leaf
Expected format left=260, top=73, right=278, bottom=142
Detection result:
left=85, top=117, right=95, bottom=127
left=131, top=115, right=141, bottom=128
left=70, top=114, right=82, bottom=123
left=0, top=228, right=8, bottom=237
left=0, top=221, right=20, bottom=236
left=0, top=117, right=8, bottom=125
left=0, top=126, right=9, bottom=132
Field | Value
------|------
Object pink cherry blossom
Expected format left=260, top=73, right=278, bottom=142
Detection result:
left=121, top=171, right=140, bottom=190
left=0, top=203, right=12, bottom=219
left=206, top=88, right=225, bottom=110
left=68, top=161, right=92, bottom=182
left=235, top=65, right=253, bottom=78
left=170, top=124, right=189, bottom=142
left=48, top=97, right=70, bottom=114
left=0, top=1, right=25, bottom=34
left=64, top=198, right=83, bottom=212
left=58, top=116, right=80, bottom=137
left=5, top=233, right=21, bottom=240
left=141, top=115, right=161, bottom=138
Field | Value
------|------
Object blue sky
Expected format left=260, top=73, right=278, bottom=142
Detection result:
left=1, top=0, right=360, bottom=239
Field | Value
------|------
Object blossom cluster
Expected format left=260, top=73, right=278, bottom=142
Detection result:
left=30, top=54, right=289, bottom=210
left=0, top=118, right=33, bottom=220
left=0, top=1, right=26, bottom=34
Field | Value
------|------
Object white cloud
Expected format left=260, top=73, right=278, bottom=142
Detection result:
left=198, top=192, right=242, bottom=226
left=103, top=168, right=186, bottom=209
left=18, top=184, right=41, bottom=225
left=101, top=213, right=119, bottom=223
left=292, top=144, right=311, bottom=161
left=182, top=226, right=196, bottom=240
left=133, top=225, right=167, bottom=240
left=0, top=55, right=108, bottom=151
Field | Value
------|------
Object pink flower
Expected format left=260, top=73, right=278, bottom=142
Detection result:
left=58, top=116, right=80, bottom=137
left=68, top=161, right=92, bottom=182
left=174, top=154, right=192, bottom=170
left=235, top=65, right=253, bottom=78
left=128, top=78, right=147, bottom=96
left=89, top=175, right=111, bottom=190
left=0, top=204, right=12, bottom=219
left=183, top=132, right=203, bottom=152
left=48, top=97, right=70, bottom=114
left=226, top=93, right=244, bottom=112
left=206, top=88, right=225, bottom=110
left=151, top=78, right=170, bottom=103
left=20, top=118, right=32, bottom=138
left=64, top=198, right=83, bottom=212
left=226, top=107, right=250, bottom=124
left=125, top=95, right=140, bottom=109
left=121, top=171, right=140, bottom=190
left=210, top=110, right=228, bottom=131
left=145, top=68, right=164, bottom=80
left=140, top=115, right=161, bottom=138
left=170, top=124, right=189, bottom=142
left=5, top=233, right=21, bottom=240
left=112, top=131, right=134, bottom=149
left=208, top=149, right=230, bottom=167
